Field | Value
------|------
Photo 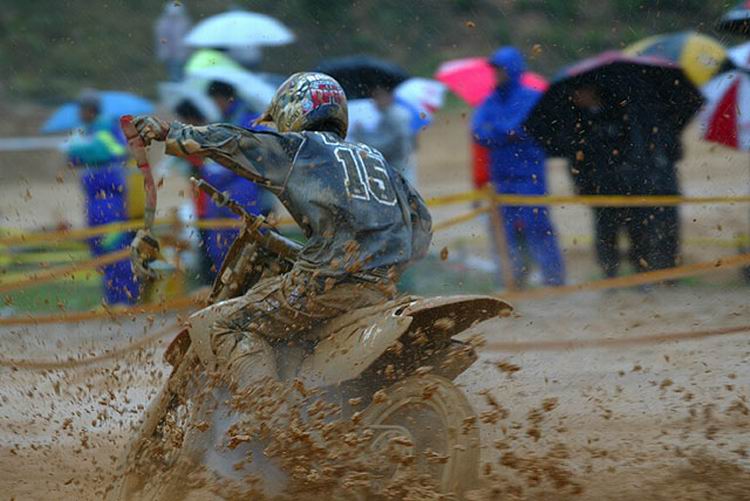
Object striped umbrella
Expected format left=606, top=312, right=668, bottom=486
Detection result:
left=625, top=31, right=727, bottom=86
left=702, top=42, right=750, bottom=150
left=718, top=1, right=750, bottom=36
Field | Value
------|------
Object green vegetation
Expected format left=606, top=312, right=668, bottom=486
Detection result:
left=0, top=0, right=734, bottom=102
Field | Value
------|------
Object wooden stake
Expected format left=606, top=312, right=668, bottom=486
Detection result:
left=487, top=184, right=517, bottom=292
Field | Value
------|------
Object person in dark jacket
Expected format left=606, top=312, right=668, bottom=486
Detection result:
left=472, top=47, right=565, bottom=287
left=568, top=84, right=681, bottom=278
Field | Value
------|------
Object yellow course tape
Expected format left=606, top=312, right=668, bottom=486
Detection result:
left=432, top=206, right=489, bottom=232
left=492, top=194, right=750, bottom=207
left=0, top=249, right=129, bottom=295
left=564, top=234, right=750, bottom=249
left=0, top=292, right=204, bottom=327
left=2, top=191, right=748, bottom=247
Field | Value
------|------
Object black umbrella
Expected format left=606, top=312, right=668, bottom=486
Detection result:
left=717, top=1, right=750, bottom=36
left=525, top=51, right=704, bottom=158
left=314, top=56, right=409, bottom=99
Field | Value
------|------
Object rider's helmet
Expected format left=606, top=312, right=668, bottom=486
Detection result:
left=256, top=72, right=348, bottom=138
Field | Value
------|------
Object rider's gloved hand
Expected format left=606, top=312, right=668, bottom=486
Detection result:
left=130, top=229, right=161, bottom=281
left=132, top=115, right=170, bottom=145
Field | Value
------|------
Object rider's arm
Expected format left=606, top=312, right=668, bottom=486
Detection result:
left=165, top=122, right=300, bottom=189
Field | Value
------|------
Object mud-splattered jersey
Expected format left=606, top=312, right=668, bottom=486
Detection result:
left=166, top=123, right=432, bottom=276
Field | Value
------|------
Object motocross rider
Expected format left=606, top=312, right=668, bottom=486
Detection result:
left=129, top=72, right=432, bottom=389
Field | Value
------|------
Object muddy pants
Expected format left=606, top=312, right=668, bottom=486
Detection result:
left=189, top=270, right=394, bottom=388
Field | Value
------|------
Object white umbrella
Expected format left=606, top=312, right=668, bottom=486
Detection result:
left=184, top=11, right=295, bottom=48
left=186, top=66, right=276, bottom=113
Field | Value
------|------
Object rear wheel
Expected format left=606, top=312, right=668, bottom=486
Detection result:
left=361, top=374, right=480, bottom=497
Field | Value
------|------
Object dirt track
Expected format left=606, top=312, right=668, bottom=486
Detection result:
left=1, top=286, right=748, bottom=499
left=0, top=111, right=749, bottom=499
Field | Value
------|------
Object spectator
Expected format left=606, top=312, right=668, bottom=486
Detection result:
left=64, top=90, right=139, bottom=305
left=472, top=47, right=565, bottom=287
left=207, top=80, right=258, bottom=128
left=154, top=1, right=192, bottom=81
left=172, top=99, right=215, bottom=284
left=567, top=84, right=681, bottom=279
left=350, top=85, right=416, bottom=185
left=201, top=81, right=270, bottom=277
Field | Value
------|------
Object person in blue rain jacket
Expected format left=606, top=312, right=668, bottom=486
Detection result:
left=201, top=81, right=270, bottom=277
left=65, top=91, right=139, bottom=304
left=472, top=47, right=565, bottom=287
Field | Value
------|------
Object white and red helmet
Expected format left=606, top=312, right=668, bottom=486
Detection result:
left=258, top=72, right=348, bottom=138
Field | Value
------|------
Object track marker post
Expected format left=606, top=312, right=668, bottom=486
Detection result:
left=487, top=184, right=517, bottom=292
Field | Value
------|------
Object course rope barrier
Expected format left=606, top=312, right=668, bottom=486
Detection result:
left=0, top=292, right=204, bottom=327
left=491, top=193, right=750, bottom=207
left=501, top=252, right=750, bottom=302
left=2, top=190, right=749, bottom=247
left=431, top=206, right=489, bottom=232
left=484, top=323, right=750, bottom=353
left=0, top=248, right=130, bottom=295
left=0, top=320, right=182, bottom=370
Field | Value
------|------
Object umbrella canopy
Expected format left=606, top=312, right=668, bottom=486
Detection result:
left=435, top=56, right=548, bottom=107
left=185, top=10, right=294, bottom=48
left=346, top=78, right=447, bottom=136
left=525, top=51, right=704, bottom=155
left=624, top=31, right=727, bottom=86
left=41, top=91, right=154, bottom=133
left=718, top=1, right=750, bottom=36
left=185, top=66, right=276, bottom=113
left=394, top=78, right=447, bottom=132
left=184, top=49, right=243, bottom=73
left=701, top=42, right=750, bottom=150
left=159, top=81, right=222, bottom=123
left=315, top=56, right=409, bottom=99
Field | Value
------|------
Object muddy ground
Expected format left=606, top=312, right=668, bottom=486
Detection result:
left=1, top=286, right=748, bottom=499
left=0, top=109, right=749, bottom=499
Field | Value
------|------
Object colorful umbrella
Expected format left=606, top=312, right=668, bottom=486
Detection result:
left=526, top=51, right=704, bottom=156
left=624, top=31, right=727, bottom=86
left=702, top=42, right=750, bottom=150
left=394, top=78, right=447, bottom=132
left=184, top=49, right=243, bottom=73
left=717, top=1, right=750, bottom=36
left=184, top=10, right=294, bottom=48
left=435, top=56, right=548, bottom=107
left=346, top=78, right=446, bottom=136
left=41, top=91, right=154, bottom=133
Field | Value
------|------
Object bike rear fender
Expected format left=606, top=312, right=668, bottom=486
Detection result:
left=298, top=295, right=512, bottom=387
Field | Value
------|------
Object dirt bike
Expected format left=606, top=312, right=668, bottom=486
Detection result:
left=109, top=178, right=512, bottom=500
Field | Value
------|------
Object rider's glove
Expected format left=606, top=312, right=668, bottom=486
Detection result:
left=130, top=229, right=161, bottom=281
left=132, top=115, right=170, bottom=145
